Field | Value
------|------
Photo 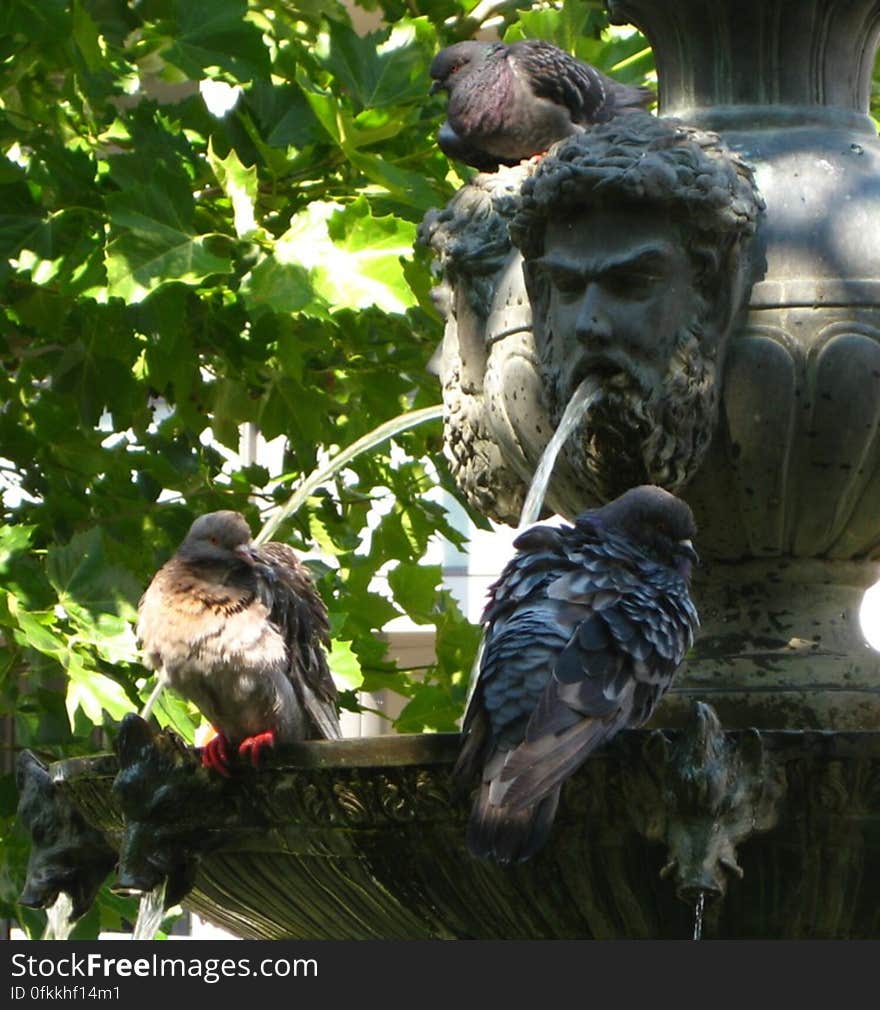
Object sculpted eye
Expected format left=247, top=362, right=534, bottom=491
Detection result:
left=545, top=267, right=584, bottom=299
left=605, top=269, right=659, bottom=299
left=556, top=275, right=583, bottom=294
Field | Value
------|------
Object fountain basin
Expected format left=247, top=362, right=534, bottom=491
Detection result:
left=46, top=728, right=880, bottom=939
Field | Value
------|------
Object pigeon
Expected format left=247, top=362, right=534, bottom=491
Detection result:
left=453, top=485, right=699, bottom=864
left=136, top=510, right=341, bottom=775
left=429, top=39, right=654, bottom=171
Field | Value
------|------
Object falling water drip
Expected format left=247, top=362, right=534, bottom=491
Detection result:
left=692, top=891, right=705, bottom=941
left=132, top=879, right=168, bottom=940
left=42, top=892, right=75, bottom=940
left=518, top=377, right=603, bottom=529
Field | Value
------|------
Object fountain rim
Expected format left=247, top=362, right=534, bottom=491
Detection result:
left=49, top=732, right=461, bottom=785
left=46, top=727, right=880, bottom=788
left=658, top=105, right=878, bottom=134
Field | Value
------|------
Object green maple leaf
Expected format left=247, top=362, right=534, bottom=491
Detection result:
left=105, top=171, right=232, bottom=304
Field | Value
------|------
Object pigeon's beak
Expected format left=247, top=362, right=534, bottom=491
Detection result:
left=677, top=539, right=700, bottom=566
left=234, top=543, right=260, bottom=567
left=429, top=79, right=444, bottom=96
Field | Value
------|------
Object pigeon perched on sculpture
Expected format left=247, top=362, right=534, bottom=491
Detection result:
left=453, top=485, right=699, bottom=864
left=429, top=39, right=653, bottom=171
left=136, top=510, right=341, bottom=775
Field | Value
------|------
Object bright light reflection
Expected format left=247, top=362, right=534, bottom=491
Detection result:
left=199, top=80, right=242, bottom=117
left=859, top=580, right=880, bottom=651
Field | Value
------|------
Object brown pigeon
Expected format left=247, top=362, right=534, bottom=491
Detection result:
left=136, top=510, right=341, bottom=775
left=429, top=39, right=654, bottom=171
left=453, top=485, right=699, bottom=863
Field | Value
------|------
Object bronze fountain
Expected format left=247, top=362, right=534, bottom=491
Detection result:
left=16, top=0, right=880, bottom=939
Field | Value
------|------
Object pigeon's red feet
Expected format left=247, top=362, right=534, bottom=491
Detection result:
left=200, top=732, right=232, bottom=777
left=238, top=730, right=276, bottom=768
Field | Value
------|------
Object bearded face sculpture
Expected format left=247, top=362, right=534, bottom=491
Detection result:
left=424, top=111, right=764, bottom=524
left=526, top=204, right=719, bottom=501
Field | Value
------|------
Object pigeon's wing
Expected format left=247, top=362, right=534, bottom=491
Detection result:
left=494, top=552, right=696, bottom=811
left=511, top=39, right=653, bottom=125
left=453, top=593, right=585, bottom=838
left=456, top=523, right=597, bottom=757
left=254, top=543, right=341, bottom=740
left=453, top=523, right=576, bottom=786
left=491, top=609, right=632, bottom=810
left=601, top=77, right=655, bottom=117
left=510, top=39, right=608, bottom=123
left=481, top=522, right=572, bottom=621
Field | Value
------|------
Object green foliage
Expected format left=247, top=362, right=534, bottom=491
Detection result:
left=2, top=0, right=877, bottom=944
left=0, top=0, right=648, bottom=938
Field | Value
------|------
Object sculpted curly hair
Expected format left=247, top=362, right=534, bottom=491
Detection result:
left=509, top=110, right=764, bottom=304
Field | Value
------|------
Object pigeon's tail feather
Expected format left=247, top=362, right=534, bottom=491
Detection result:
left=499, top=709, right=626, bottom=813
left=466, top=782, right=561, bottom=864
left=304, top=690, right=342, bottom=741
left=452, top=736, right=484, bottom=801
left=604, top=80, right=654, bottom=117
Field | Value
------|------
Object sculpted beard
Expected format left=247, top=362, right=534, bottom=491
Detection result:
left=541, top=318, right=719, bottom=500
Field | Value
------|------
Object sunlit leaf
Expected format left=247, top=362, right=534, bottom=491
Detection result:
left=240, top=256, right=323, bottom=318
left=328, top=637, right=364, bottom=690
left=388, top=562, right=441, bottom=625
left=206, top=139, right=260, bottom=239
left=271, top=198, right=417, bottom=314
left=392, top=682, right=462, bottom=733
left=46, top=528, right=141, bottom=618
left=160, top=0, right=270, bottom=82
left=66, top=662, right=134, bottom=728
left=7, top=599, right=66, bottom=661
left=321, top=18, right=437, bottom=110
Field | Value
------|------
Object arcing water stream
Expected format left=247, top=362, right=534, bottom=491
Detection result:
left=518, top=377, right=603, bottom=529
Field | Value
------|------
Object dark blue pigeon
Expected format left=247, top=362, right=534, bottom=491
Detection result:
left=453, top=485, right=699, bottom=864
left=430, top=39, right=654, bottom=171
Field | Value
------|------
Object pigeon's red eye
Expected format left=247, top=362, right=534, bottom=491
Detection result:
left=209, top=536, right=219, bottom=544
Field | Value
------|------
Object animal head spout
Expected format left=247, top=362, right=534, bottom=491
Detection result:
left=629, top=702, right=786, bottom=913
left=15, top=750, right=117, bottom=922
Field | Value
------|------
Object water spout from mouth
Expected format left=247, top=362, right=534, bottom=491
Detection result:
left=42, top=892, right=75, bottom=941
left=132, top=879, right=168, bottom=940
left=518, top=377, right=604, bottom=529
left=692, top=890, right=706, bottom=941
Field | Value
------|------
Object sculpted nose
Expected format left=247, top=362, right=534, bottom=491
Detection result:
left=575, top=284, right=612, bottom=344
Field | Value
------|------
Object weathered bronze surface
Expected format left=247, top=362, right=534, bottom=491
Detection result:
left=112, top=714, right=223, bottom=906
left=46, top=721, right=880, bottom=939
left=425, top=0, right=880, bottom=731
left=15, top=750, right=117, bottom=923
left=421, top=116, right=764, bottom=525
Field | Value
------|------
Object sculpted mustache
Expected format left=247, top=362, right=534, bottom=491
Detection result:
left=564, top=361, right=650, bottom=410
